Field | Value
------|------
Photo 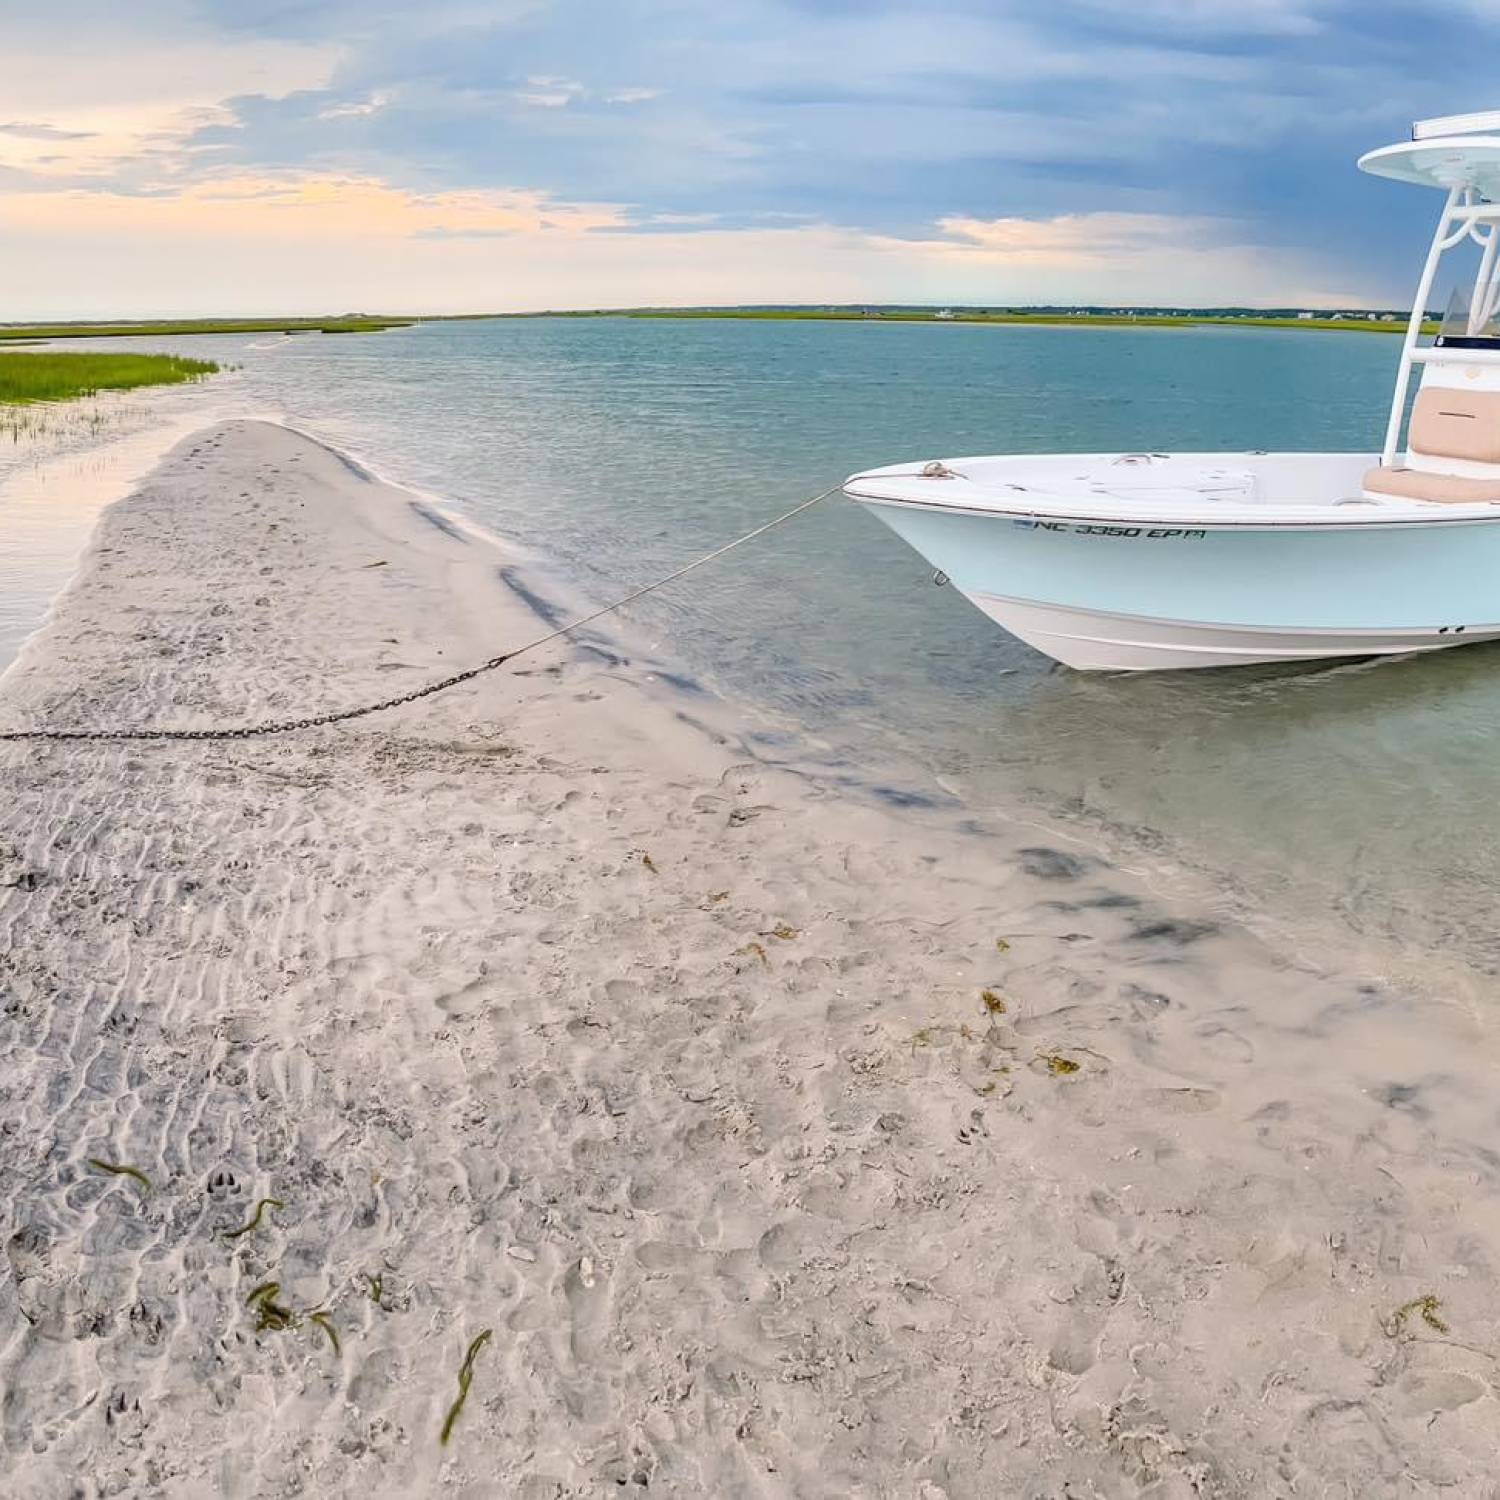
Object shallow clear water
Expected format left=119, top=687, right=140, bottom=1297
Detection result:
left=0, top=385, right=239, bottom=670
left=4, top=318, right=1496, bottom=967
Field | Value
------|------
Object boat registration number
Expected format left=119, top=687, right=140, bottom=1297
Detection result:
left=1013, top=521, right=1208, bottom=539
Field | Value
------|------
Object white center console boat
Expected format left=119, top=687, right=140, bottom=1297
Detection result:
left=845, top=111, right=1500, bottom=670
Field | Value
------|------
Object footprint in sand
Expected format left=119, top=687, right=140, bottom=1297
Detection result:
left=561, top=1255, right=611, bottom=1367
left=1127, top=917, right=1219, bottom=947
left=1141, top=1086, right=1222, bottom=1116
left=719, top=762, right=761, bottom=795
left=1018, top=846, right=1090, bottom=881
left=1394, top=1370, right=1485, bottom=1418
left=7, top=1224, right=101, bottom=1340
left=1073, top=1187, right=1131, bottom=1259
left=1121, top=982, right=1172, bottom=1018
left=1193, top=1020, right=1255, bottom=1065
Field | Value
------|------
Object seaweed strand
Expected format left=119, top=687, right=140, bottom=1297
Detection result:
left=225, top=1196, right=285, bottom=1240
left=440, top=1328, right=494, bottom=1446
left=87, top=1158, right=152, bottom=1192
left=245, top=1279, right=298, bottom=1332
left=308, top=1311, right=341, bottom=1355
left=1388, top=1293, right=1450, bottom=1336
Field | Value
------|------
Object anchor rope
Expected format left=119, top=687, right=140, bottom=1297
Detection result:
left=0, top=483, right=842, bottom=744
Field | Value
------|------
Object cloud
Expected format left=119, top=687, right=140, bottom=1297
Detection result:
left=0, top=121, right=98, bottom=142
left=873, top=210, right=1373, bottom=307
left=1061, top=0, right=1328, bottom=35
left=0, top=172, right=1369, bottom=317
left=0, top=170, right=626, bottom=242
left=5, top=0, right=1498, bottom=308
left=3, top=18, right=338, bottom=119
left=0, top=15, right=339, bottom=190
left=516, top=75, right=586, bottom=108
left=318, top=91, right=394, bottom=121
left=901, top=212, right=1226, bottom=267
left=130, top=0, right=1417, bottom=249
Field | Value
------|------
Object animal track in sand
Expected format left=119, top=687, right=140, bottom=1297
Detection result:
left=207, top=1167, right=241, bottom=1198
left=105, top=1388, right=146, bottom=1446
left=128, top=1298, right=167, bottom=1347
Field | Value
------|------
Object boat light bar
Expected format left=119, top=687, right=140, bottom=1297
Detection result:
left=1413, top=110, right=1500, bottom=140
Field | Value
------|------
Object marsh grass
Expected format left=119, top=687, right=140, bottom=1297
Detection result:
left=0, top=317, right=412, bottom=341
left=1, top=396, right=128, bottom=447
left=0, top=352, right=220, bottom=405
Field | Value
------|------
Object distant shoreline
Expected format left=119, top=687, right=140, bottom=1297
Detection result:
left=0, top=308, right=1437, bottom=339
left=484, top=307, right=1435, bottom=336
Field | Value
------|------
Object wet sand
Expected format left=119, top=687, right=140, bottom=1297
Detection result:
left=3, top=419, right=1500, bottom=1498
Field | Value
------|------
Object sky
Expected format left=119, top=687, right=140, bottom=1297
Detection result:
left=2, top=0, right=1498, bottom=316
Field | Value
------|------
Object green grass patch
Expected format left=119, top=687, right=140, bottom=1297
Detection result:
left=0, top=317, right=413, bottom=341
left=0, top=352, right=220, bottom=404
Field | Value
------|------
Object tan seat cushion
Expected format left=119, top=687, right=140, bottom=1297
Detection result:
left=1409, top=386, right=1500, bottom=464
left=1362, top=465, right=1500, bottom=503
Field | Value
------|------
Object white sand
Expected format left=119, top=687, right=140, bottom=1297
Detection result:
left=4, top=419, right=1500, bottom=1498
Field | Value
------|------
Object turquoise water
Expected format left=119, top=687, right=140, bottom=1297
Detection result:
left=5, top=317, right=1497, bottom=966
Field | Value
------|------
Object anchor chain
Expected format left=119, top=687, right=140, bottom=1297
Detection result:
left=0, top=484, right=841, bottom=744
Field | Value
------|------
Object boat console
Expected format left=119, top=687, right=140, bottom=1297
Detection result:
left=1360, top=116, right=1500, bottom=502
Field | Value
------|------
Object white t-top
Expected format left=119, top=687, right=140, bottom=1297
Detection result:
left=1359, top=136, right=1500, bottom=196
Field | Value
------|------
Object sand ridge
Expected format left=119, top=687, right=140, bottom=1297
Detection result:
left=3, top=420, right=1500, bottom=1497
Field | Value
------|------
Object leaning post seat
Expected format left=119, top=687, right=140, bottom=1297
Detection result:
left=1362, top=384, right=1500, bottom=502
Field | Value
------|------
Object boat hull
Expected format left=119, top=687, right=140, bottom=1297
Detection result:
left=855, top=493, right=1500, bottom=671
left=967, top=594, right=1500, bottom=670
